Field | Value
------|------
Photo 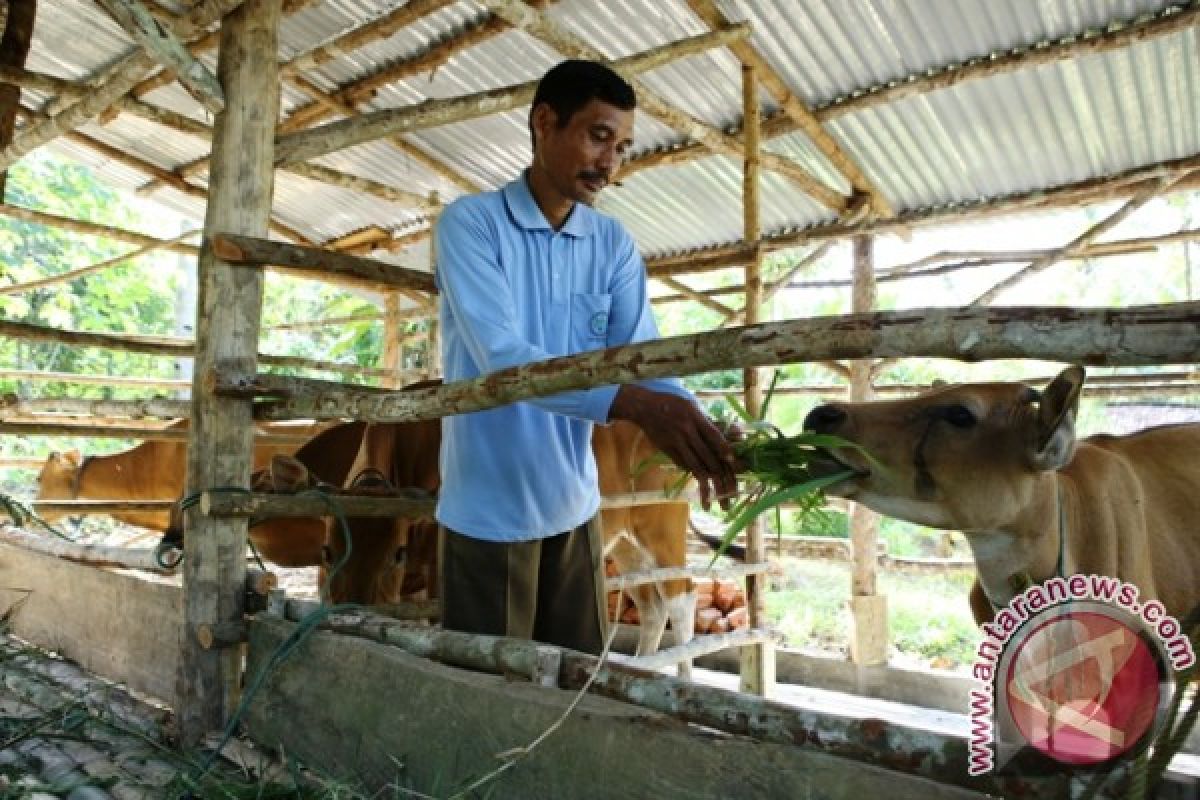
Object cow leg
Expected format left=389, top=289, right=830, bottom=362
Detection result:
left=660, top=580, right=696, bottom=680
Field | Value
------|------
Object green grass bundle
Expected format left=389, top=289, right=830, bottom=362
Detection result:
left=709, top=377, right=863, bottom=561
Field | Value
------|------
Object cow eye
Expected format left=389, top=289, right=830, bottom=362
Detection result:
left=394, top=547, right=407, bottom=564
left=943, top=405, right=977, bottom=428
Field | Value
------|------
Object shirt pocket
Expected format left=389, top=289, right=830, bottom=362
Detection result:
left=570, top=292, right=613, bottom=351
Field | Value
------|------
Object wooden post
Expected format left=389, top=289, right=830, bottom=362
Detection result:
left=0, top=0, right=37, bottom=200
left=738, top=64, right=774, bottom=697
left=381, top=290, right=404, bottom=389
left=180, top=0, right=280, bottom=746
left=848, top=235, right=887, bottom=666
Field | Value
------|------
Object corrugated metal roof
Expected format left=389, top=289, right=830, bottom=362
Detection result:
left=14, top=0, right=1198, bottom=262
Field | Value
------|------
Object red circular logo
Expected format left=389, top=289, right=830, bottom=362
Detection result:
left=1004, top=611, right=1162, bottom=765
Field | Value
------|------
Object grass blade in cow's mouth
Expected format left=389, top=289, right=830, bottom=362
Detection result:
left=708, top=427, right=864, bottom=563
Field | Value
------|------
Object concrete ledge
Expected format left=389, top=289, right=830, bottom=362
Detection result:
left=244, top=617, right=1006, bottom=800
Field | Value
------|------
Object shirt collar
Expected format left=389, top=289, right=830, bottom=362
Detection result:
left=503, top=172, right=594, bottom=238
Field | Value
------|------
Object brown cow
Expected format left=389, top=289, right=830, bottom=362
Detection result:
left=802, top=365, right=1200, bottom=625
left=252, top=415, right=698, bottom=667
left=36, top=419, right=328, bottom=532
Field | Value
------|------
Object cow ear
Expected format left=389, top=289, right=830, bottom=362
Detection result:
left=64, top=449, right=83, bottom=466
left=1030, top=365, right=1085, bottom=471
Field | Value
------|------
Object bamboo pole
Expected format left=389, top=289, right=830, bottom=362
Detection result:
left=0, top=203, right=198, bottom=255
left=95, top=0, right=225, bottom=114
left=243, top=303, right=1200, bottom=423
left=972, top=173, right=1188, bottom=305
left=272, top=24, right=752, bottom=166
left=211, top=233, right=437, bottom=294
left=485, top=0, right=847, bottom=212
left=0, top=421, right=305, bottom=443
left=179, top=0, right=278, bottom=746
left=0, top=0, right=247, bottom=174
left=277, top=0, right=514, bottom=133
left=0, top=229, right=201, bottom=295
left=847, top=235, right=886, bottom=667
left=738, top=63, right=773, bottom=698
left=0, top=318, right=397, bottom=379
left=0, top=395, right=191, bottom=418
left=641, top=158, right=1200, bottom=276
left=655, top=276, right=736, bottom=317
left=0, top=369, right=189, bottom=390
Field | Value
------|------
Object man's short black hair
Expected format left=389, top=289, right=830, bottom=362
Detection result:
left=529, top=60, right=636, bottom=148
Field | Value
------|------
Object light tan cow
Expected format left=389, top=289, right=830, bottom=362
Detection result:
left=35, top=420, right=328, bottom=531
left=802, top=365, right=1200, bottom=625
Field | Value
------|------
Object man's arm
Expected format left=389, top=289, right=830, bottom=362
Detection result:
left=435, top=200, right=616, bottom=422
left=604, top=231, right=738, bottom=509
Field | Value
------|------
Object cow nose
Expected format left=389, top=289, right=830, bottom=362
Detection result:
left=804, top=404, right=847, bottom=433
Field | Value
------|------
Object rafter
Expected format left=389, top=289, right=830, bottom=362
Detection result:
left=621, top=3, right=1200, bottom=188
left=683, top=0, right=891, bottom=218
left=95, top=0, right=225, bottom=114
left=273, top=24, right=752, bottom=165
left=483, top=0, right=848, bottom=212
left=0, top=0, right=246, bottom=174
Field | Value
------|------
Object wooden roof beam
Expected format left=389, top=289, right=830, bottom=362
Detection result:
left=483, top=0, right=848, bottom=213
left=683, top=0, right=892, bottom=218
left=624, top=3, right=1199, bottom=187
left=272, top=24, right=754, bottom=165
left=0, top=0, right=246, bottom=174
left=95, top=0, right=225, bottom=115
left=644, top=155, right=1200, bottom=275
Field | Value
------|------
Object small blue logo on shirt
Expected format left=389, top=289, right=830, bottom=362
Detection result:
left=589, top=312, right=608, bottom=337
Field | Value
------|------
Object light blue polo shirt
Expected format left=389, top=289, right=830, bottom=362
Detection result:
left=434, top=173, right=694, bottom=541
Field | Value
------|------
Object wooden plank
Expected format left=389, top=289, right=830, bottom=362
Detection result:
left=0, top=540, right=183, bottom=707
left=211, top=233, right=437, bottom=293
left=179, top=0, right=278, bottom=746
left=96, top=0, right=225, bottom=114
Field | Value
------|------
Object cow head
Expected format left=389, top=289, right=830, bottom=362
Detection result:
left=35, top=449, right=84, bottom=520
left=319, top=468, right=434, bottom=606
left=802, top=366, right=1085, bottom=532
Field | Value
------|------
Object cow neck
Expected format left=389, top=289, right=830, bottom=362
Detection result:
left=70, top=456, right=93, bottom=499
left=977, top=481, right=1068, bottom=614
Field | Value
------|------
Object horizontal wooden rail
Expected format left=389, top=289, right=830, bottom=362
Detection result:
left=211, top=233, right=437, bottom=294
left=200, top=490, right=436, bottom=519
left=0, top=421, right=307, bottom=443
left=238, top=302, right=1200, bottom=422
left=31, top=500, right=176, bottom=515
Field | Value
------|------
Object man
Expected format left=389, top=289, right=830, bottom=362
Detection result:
left=434, top=59, right=738, bottom=655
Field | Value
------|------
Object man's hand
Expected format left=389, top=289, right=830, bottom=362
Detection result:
left=608, top=385, right=739, bottom=510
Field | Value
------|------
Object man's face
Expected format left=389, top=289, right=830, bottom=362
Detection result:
left=531, top=98, right=634, bottom=206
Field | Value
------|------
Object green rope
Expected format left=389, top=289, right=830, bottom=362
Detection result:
left=0, top=493, right=75, bottom=540
left=186, top=488, right=358, bottom=789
